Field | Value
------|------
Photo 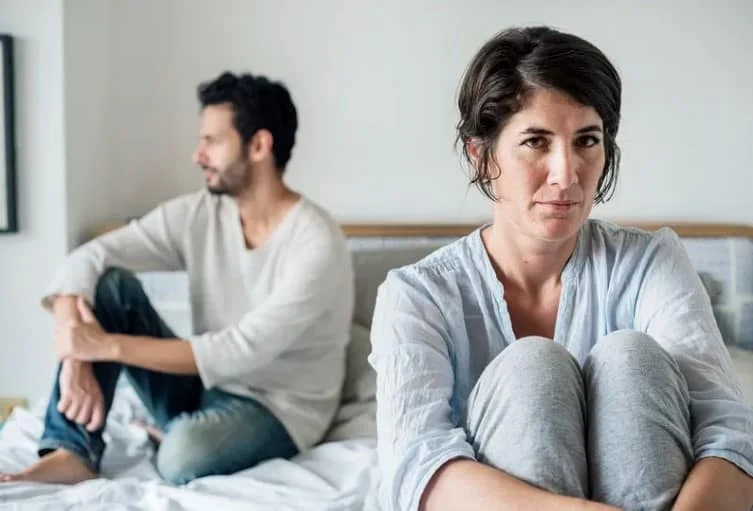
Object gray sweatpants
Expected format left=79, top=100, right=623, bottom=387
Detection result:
left=465, top=330, right=693, bottom=510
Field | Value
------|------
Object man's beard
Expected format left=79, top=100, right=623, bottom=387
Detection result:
left=204, top=158, right=250, bottom=196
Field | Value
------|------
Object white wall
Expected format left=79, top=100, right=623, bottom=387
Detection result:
left=63, top=0, right=116, bottom=246
left=1, top=0, right=752, bottom=401
left=98, top=0, right=753, bottom=224
left=0, top=0, right=65, bottom=400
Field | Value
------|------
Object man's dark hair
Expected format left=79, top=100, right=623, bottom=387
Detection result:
left=198, top=71, right=298, bottom=172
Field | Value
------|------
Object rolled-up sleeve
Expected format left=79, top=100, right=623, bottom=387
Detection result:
left=369, top=270, right=476, bottom=511
left=634, top=228, right=753, bottom=476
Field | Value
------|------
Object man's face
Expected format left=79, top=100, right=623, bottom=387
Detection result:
left=192, top=104, right=249, bottom=196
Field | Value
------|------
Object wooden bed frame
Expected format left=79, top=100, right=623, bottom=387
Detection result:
left=92, top=221, right=753, bottom=240
left=341, top=222, right=753, bottom=238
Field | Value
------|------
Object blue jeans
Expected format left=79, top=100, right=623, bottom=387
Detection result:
left=39, top=268, right=298, bottom=484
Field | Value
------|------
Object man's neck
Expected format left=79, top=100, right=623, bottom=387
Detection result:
left=234, top=173, right=300, bottom=249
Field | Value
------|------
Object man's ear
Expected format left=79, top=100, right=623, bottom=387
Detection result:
left=247, top=129, right=274, bottom=164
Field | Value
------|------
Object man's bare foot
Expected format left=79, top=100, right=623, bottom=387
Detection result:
left=0, top=449, right=96, bottom=484
left=131, top=420, right=164, bottom=445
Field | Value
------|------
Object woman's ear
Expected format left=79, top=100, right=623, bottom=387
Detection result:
left=465, top=139, right=483, bottom=169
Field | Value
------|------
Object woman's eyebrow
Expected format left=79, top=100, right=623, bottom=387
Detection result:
left=519, top=127, right=553, bottom=135
left=518, top=125, right=603, bottom=135
left=576, top=125, right=603, bottom=134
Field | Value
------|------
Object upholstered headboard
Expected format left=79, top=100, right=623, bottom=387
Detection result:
left=115, top=219, right=753, bottom=349
left=131, top=220, right=753, bottom=438
left=342, top=221, right=753, bottom=350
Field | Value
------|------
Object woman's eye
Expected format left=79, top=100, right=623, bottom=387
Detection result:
left=522, top=137, right=546, bottom=149
left=576, top=135, right=601, bottom=148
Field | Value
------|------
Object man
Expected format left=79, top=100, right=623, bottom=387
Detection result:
left=0, top=72, right=354, bottom=485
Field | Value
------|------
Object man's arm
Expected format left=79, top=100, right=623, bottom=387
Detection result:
left=421, top=459, right=619, bottom=511
left=56, top=297, right=198, bottom=375
left=52, top=295, right=106, bottom=431
left=672, top=457, right=753, bottom=511
left=42, top=195, right=193, bottom=311
left=56, top=230, right=346, bottom=378
left=53, top=295, right=82, bottom=321
left=57, top=230, right=348, bottom=384
left=109, top=334, right=198, bottom=374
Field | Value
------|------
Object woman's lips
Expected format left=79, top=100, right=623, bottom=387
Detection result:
left=537, top=201, right=580, bottom=213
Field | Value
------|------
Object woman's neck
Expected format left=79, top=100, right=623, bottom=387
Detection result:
left=482, top=220, right=578, bottom=296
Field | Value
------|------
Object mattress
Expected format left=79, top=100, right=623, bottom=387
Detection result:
left=4, top=233, right=753, bottom=509
left=0, top=384, right=380, bottom=510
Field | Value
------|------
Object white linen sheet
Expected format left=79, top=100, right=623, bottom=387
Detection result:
left=0, top=385, right=379, bottom=510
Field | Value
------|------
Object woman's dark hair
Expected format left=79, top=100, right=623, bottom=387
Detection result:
left=456, top=26, right=622, bottom=203
left=198, top=71, right=298, bottom=172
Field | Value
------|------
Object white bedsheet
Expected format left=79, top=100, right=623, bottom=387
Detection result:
left=0, top=386, right=380, bottom=510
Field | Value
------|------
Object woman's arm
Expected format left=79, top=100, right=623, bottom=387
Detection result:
left=421, top=459, right=619, bottom=511
left=371, top=270, right=618, bottom=511
left=633, top=229, right=753, bottom=507
left=672, top=458, right=753, bottom=511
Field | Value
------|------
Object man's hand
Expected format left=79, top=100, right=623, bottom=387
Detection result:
left=55, top=297, right=116, bottom=362
left=57, top=360, right=105, bottom=432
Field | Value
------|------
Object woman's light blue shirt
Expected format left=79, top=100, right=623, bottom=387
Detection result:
left=369, top=220, right=753, bottom=511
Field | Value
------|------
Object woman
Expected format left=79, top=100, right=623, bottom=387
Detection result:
left=369, top=27, right=753, bottom=511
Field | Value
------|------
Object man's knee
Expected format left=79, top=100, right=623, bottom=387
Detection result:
left=93, top=267, right=147, bottom=318
left=156, top=425, right=216, bottom=485
left=95, top=267, right=141, bottom=303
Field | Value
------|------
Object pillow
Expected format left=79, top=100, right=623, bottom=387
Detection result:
left=698, top=271, right=736, bottom=345
left=324, top=323, right=376, bottom=441
left=324, top=244, right=449, bottom=442
left=351, top=246, right=444, bottom=327
left=698, top=271, right=722, bottom=304
left=341, top=322, right=376, bottom=405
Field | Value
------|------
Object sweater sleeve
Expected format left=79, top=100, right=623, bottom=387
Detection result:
left=42, top=194, right=194, bottom=309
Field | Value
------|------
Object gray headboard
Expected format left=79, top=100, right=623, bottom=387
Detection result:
left=342, top=221, right=753, bottom=350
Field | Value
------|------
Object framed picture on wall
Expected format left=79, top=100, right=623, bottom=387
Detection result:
left=0, top=35, right=16, bottom=233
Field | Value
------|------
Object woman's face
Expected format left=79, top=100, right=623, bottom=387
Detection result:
left=484, top=88, right=606, bottom=243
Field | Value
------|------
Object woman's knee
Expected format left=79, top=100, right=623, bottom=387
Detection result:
left=585, top=331, right=692, bottom=505
left=469, top=338, right=582, bottom=414
left=586, top=330, right=680, bottom=381
left=585, top=329, right=689, bottom=411
left=466, top=338, right=588, bottom=498
left=479, top=338, right=580, bottom=387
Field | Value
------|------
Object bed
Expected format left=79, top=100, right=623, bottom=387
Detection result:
left=2, top=221, right=753, bottom=510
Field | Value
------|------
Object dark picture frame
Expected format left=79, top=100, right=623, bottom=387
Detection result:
left=0, top=35, right=17, bottom=233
